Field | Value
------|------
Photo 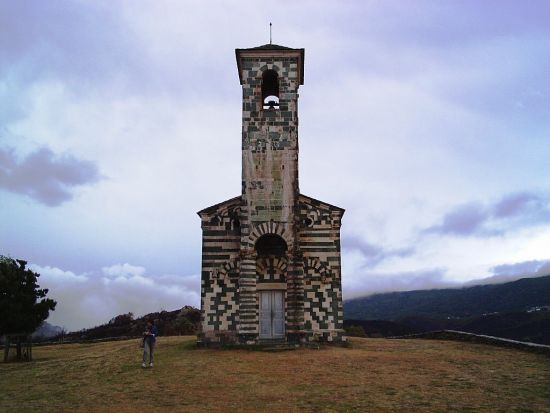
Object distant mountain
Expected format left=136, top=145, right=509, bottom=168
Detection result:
left=343, top=274, right=550, bottom=345
left=344, top=274, right=550, bottom=321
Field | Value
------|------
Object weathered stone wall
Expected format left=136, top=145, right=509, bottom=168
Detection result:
left=198, top=198, right=241, bottom=344
left=240, top=57, right=300, bottom=226
left=299, top=195, right=345, bottom=342
left=198, top=194, right=345, bottom=345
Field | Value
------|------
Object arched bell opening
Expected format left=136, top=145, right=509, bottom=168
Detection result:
left=261, top=70, right=280, bottom=110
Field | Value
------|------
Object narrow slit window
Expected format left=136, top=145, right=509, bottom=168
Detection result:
left=262, top=70, right=279, bottom=110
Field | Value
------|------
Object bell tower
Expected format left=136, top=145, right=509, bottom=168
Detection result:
left=235, top=45, right=306, bottom=343
left=236, top=45, right=304, bottom=230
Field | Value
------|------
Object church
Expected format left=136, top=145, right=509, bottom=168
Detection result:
left=197, top=43, right=345, bottom=345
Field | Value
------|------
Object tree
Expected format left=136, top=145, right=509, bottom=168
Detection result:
left=344, top=325, right=366, bottom=338
left=0, top=256, right=57, bottom=361
left=109, top=312, right=134, bottom=326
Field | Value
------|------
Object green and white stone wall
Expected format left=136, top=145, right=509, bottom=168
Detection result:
left=197, top=45, right=345, bottom=345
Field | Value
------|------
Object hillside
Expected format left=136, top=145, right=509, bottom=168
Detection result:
left=343, top=275, right=550, bottom=344
left=344, top=274, right=550, bottom=320
left=58, top=306, right=201, bottom=342
left=343, top=319, right=418, bottom=337
left=1, top=336, right=549, bottom=412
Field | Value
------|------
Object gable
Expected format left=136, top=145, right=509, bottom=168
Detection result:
left=299, top=194, right=345, bottom=216
left=197, top=196, right=242, bottom=219
left=299, top=193, right=345, bottom=230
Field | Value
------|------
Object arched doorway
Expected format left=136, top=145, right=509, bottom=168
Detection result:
left=255, top=234, right=287, bottom=340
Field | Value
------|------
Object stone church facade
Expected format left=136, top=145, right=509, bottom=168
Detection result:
left=198, top=43, right=345, bottom=345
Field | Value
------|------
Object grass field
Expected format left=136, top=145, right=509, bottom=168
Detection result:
left=1, top=336, right=549, bottom=413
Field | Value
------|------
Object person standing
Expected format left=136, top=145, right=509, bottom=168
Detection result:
left=142, top=320, right=158, bottom=368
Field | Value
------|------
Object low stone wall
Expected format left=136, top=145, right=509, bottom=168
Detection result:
left=0, top=336, right=139, bottom=348
left=390, top=330, right=550, bottom=355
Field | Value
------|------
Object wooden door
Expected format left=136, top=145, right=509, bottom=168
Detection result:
left=259, top=290, right=285, bottom=339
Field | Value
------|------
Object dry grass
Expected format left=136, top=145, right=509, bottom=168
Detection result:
left=0, top=336, right=549, bottom=413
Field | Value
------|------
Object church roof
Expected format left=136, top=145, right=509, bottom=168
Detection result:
left=197, top=195, right=242, bottom=216
left=240, top=43, right=296, bottom=51
left=197, top=194, right=344, bottom=218
left=299, top=194, right=346, bottom=214
left=235, top=44, right=305, bottom=85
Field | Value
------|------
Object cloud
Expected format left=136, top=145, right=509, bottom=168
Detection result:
left=30, top=262, right=200, bottom=331
left=426, top=202, right=489, bottom=236
left=463, top=259, right=550, bottom=286
left=491, top=259, right=546, bottom=277
left=492, top=192, right=550, bottom=223
left=0, top=146, right=101, bottom=206
left=493, top=192, right=537, bottom=217
left=343, top=235, right=414, bottom=268
left=346, top=258, right=550, bottom=299
left=0, top=1, right=140, bottom=86
left=30, top=264, right=88, bottom=283
left=102, top=263, right=146, bottom=278
left=425, top=191, right=550, bottom=237
left=2, top=0, right=550, bottom=321
left=343, top=267, right=455, bottom=299
left=537, top=262, right=550, bottom=277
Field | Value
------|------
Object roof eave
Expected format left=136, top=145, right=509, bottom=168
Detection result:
left=235, top=47, right=305, bottom=85
left=299, top=193, right=346, bottom=215
left=197, top=195, right=242, bottom=217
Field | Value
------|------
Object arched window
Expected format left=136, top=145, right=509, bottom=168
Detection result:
left=255, top=234, right=287, bottom=257
left=262, top=70, right=279, bottom=110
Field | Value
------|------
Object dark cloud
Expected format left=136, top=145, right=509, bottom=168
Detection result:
left=491, top=259, right=546, bottom=277
left=344, top=236, right=384, bottom=258
left=426, top=192, right=550, bottom=237
left=0, top=1, right=235, bottom=101
left=537, top=262, right=550, bottom=278
left=492, top=192, right=549, bottom=220
left=0, top=2, right=138, bottom=84
left=343, top=268, right=455, bottom=299
left=0, top=146, right=101, bottom=206
left=463, top=259, right=550, bottom=286
left=493, top=192, right=539, bottom=218
left=425, top=202, right=489, bottom=236
left=343, top=235, right=414, bottom=268
left=347, top=258, right=550, bottom=299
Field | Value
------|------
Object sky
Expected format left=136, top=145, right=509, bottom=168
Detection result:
left=1, top=0, right=550, bottom=331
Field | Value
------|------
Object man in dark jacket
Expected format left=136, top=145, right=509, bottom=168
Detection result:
left=142, top=320, right=158, bottom=368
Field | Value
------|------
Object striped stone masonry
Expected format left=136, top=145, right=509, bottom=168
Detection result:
left=197, top=44, right=345, bottom=345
